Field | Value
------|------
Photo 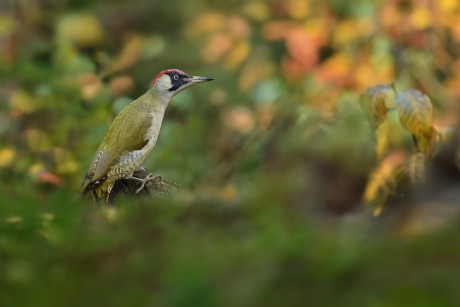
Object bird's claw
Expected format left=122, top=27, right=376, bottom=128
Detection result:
left=133, top=173, right=157, bottom=194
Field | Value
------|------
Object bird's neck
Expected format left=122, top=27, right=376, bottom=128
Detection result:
left=148, top=86, right=173, bottom=111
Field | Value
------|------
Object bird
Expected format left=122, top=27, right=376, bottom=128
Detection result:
left=81, top=69, right=214, bottom=202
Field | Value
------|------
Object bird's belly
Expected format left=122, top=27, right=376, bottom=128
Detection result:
left=108, top=141, right=155, bottom=180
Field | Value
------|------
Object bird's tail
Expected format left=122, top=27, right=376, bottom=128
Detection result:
left=81, top=176, right=110, bottom=202
left=80, top=175, right=92, bottom=194
left=92, top=183, right=110, bottom=202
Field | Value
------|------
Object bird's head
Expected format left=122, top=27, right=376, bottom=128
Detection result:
left=150, top=69, right=213, bottom=96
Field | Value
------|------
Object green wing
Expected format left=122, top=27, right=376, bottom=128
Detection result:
left=81, top=97, right=153, bottom=191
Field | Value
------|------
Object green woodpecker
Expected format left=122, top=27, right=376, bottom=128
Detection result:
left=81, top=69, right=213, bottom=202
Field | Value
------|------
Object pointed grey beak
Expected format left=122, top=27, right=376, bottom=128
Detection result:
left=188, top=76, right=214, bottom=83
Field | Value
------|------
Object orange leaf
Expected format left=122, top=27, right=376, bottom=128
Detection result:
left=78, top=73, right=101, bottom=100
left=37, top=171, right=65, bottom=186
left=109, top=75, right=134, bottom=96
left=203, top=33, right=233, bottom=63
left=262, top=21, right=292, bottom=41
left=285, top=28, right=319, bottom=64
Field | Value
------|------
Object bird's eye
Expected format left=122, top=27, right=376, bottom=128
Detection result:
left=173, top=74, right=179, bottom=81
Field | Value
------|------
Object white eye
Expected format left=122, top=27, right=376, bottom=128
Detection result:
left=173, top=74, right=179, bottom=81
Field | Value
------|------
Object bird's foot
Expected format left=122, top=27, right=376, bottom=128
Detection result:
left=127, top=173, right=159, bottom=194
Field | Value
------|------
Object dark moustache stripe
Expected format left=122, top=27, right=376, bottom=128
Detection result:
left=168, top=74, right=189, bottom=92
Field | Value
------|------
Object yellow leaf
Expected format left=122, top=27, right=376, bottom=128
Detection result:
left=0, top=147, right=15, bottom=167
left=437, top=0, right=459, bottom=12
left=238, top=58, right=274, bottom=91
left=53, top=148, right=80, bottom=174
left=332, top=19, right=374, bottom=47
left=219, top=184, right=238, bottom=203
left=359, top=84, right=393, bottom=129
left=315, top=52, right=351, bottom=85
left=375, top=110, right=413, bottom=160
left=103, top=35, right=145, bottom=76
left=224, top=40, right=250, bottom=70
left=9, top=90, right=38, bottom=113
left=396, top=89, right=433, bottom=138
left=56, top=13, right=103, bottom=47
left=25, top=129, right=50, bottom=152
left=363, top=151, right=406, bottom=213
left=414, top=126, right=437, bottom=162
left=102, top=207, right=120, bottom=222
left=56, top=160, right=79, bottom=175
left=355, top=47, right=395, bottom=90
left=410, top=7, right=432, bottom=30
left=243, top=2, right=269, bottom=21
left=185, top=12, right=225, bottom=38
left=286, top=0, right=310, bottom=20
left=0, top=14, right=17, bottom=35
left=29, top=163, right=45, bottom=178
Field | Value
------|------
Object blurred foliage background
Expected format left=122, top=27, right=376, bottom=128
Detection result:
left=1, top=0, right=460, bottom=306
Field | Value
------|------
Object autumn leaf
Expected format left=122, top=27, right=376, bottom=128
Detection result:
left=0, top=147, right=15, bottom=167
left=315, top=52, right=352, bottom=86
left=203, top=32, right=233, bottom=63
left=223, top=40, right=250, bottom=70
left=243, top=2, right=269, bottom=21
left=221, top=106, right=255, bottom=134
left=226, top=16, right=251, bottom=39
left=78, top=73, right=101, bottom=100
left=102, top=35, right=146, bottom=77
left=185, top=11, right=225, bottom=38
left=396, top=89, right=433, bottom=137
left=261, top=21, right=292, bottom=41
left=109, top=75, right=134, bottom=96
left=363, top=150, right=406, bottom=215
left=9, top=90, right=39, bottom=114
left=285, top=0, right=310, bottom=20
left=25, top=129, right=51, bottom=152
left=285, top=28, right=319, bottom=66
left=410, top=7, right=432, bottom=30
left=238, top=57, right=274, bottom=91
left=396, top=89, right=436, bottom=161
left=218, top=184, right=238, bottom=203
left=359, top=84, right=393, bottom=129
left=374, top=110, right=413, bottom=161
left=56, top=13, right=103, bottom=47
left=37, top=171, right=65, bottom=186
left=413, top=126, right=438, bottom=162
left=406, top=152, right=426, bottom=185
left=332, top=18, right=374, bottom=47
